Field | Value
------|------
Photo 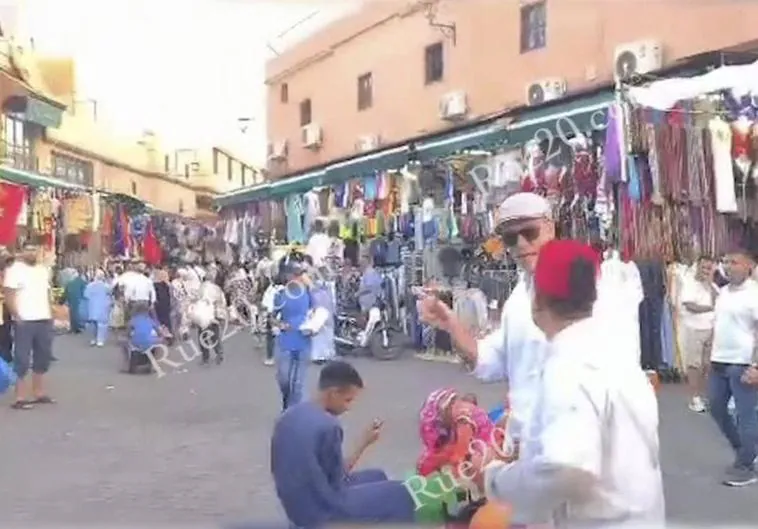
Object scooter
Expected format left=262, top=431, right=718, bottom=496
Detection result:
left=334, top=301, right=404, bottom=361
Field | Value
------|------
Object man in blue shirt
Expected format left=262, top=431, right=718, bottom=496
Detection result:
left=271, top=361, right=415, bottom=528
left=122, top=302, right=161, bottom=373
left=273, top=263, right=313, bottom=410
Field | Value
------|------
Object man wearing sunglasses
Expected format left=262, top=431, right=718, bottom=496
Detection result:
left=418, top=192, right=633, bottom=454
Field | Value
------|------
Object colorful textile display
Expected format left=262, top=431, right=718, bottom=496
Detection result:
left=0, top=182, right=26, bottom=245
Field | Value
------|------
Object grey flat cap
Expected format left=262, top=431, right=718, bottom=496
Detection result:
left=498, top=192, right=551, bottom=223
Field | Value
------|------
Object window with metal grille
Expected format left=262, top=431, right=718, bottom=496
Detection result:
left=300, top=98, right=312, bottom=126
left=424, top=42, right=444, bottom=84
left=520, top=1, right=547, bottom=53
left=357, top=72, right=373, bottom=111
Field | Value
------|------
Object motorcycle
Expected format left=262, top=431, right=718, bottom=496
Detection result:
left=334, top=300, right=404, bottom=361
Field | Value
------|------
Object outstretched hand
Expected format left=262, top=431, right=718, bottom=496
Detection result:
left=417, top=293, right=453, bottom=331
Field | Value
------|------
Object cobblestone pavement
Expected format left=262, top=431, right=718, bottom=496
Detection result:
left=0, top=330, right=755, bottom=526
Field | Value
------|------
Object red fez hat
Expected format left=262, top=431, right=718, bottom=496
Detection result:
left=534, top=239, right=600, bottom=300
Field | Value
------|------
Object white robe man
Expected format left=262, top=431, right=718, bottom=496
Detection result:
left=418, top=192, right=642, bottom=451
left=473, top=239, right=664, bottom=528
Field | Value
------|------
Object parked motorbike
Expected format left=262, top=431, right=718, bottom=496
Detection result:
left=334, top=301, right=404, bottom=361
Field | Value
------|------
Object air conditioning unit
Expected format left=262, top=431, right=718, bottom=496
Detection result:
left=439, top=91, right=468, bottom=121
left=301, top=124, right=323, bottom=149
left=614, top=40, right=663, bottom=81
left=356, top=134, right=380, bottom=152
left=267, top=140, right=288, bottom=161
left=525, top=78, right=567, bottom=106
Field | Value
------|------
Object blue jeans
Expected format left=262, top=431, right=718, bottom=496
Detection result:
left=340, top=468, right=415, bottom=524
left=275, top=350, right=308, bottom=411
left=709, top=362, right=758, bottom=469
left=89, top=322, right=109, bottom=344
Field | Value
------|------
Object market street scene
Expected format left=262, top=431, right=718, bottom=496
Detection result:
left=1, top=0, right=758, bottom=528
left=1, top=334, right=756, bottom=526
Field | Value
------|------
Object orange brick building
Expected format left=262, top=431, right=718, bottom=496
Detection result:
left=264, top=0, right=758, bottom=178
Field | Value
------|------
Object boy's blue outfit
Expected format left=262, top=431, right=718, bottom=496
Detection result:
left=129, top=313, right=161, bottom=351
left=274, top=284, right=312, bottom=411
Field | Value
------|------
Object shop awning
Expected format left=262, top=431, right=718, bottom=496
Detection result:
left=0, top=165, right=89, bottom=190
left=415, top=121, right=509, bottom=162
left=269, top=168, right=328, bottom=197
left=215, top=167, right=329, bottom=207
left=324, top=145, right=408, bottom=182
left=215, top=182, right=272, bottom=208
left=505, top=91, right=614, bottom=146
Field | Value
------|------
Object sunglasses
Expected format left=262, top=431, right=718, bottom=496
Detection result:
left=498, top=225, right=542, bottom=247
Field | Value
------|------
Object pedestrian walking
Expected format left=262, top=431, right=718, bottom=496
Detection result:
left=272, top=263, right=312, bottom=411
left=195, top=269, right=227, bottom=365
left=84, top=269, right=112, bottom=347
left=707, top=249, right=758, bottom=487
left=3, top=245, right=56, bottom=410
left=679, top=255, right=717, bottom=413
left=63, top=268, right=86, bottom=334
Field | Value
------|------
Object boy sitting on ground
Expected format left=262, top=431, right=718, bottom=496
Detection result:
left=271, top=360, right=416, bottom=528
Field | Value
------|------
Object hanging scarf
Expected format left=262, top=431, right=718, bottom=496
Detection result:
left=143, top=220, right=162, bottom=265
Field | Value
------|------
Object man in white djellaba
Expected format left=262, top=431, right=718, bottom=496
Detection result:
left=466, top=239, right=664, bottom=528
left=418, top=192, right=645, bottom=453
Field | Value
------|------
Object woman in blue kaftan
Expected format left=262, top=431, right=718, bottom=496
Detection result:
left=84, top=269, right=113, bottom=346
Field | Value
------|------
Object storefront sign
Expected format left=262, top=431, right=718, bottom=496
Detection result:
left=3, top=95, right=63, bottom=128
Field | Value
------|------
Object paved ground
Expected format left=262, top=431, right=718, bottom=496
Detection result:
left=0, top=329, right=756, bottom=526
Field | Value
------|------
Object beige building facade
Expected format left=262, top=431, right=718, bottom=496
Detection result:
left=265, top=0, right=758, bottom=177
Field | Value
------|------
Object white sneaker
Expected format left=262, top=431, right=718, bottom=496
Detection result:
left=89, top=340, right=96, bottom=346
left=96, top=342, right=105, bottom=347
left=689, top=396, right=707, bottom=413
left=264, top=358, right=274, bottom=366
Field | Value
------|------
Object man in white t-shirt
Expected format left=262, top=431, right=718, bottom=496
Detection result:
left=680, top=255, right=717, bottom=413
left=305, top=220, right=330, bottom=268
left=3, top=245, right=54, bottom=410
left=709, top=249, right=758, bottom=487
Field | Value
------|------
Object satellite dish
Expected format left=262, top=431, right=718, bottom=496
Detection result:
left=615, top=50, right=638, bottom=80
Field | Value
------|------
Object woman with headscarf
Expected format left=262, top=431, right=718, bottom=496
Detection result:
left=171, top=268, right=191, bottom=341
left=64, top=268, right=87, bottom=334
left=84, top=269, right=113, bottom=346
left=153, top=268, right=172, bottom=338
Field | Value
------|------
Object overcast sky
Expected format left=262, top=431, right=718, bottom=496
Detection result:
left=13, top=0, right=359, bottom=165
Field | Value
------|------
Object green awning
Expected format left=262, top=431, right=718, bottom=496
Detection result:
left=505, top=91, right=614, bottom=146
left=0, top=165, right=89, bottom=190
left=324, top=146, right=408, bottom=183
left=215, top=168, right=329, bottom=208
left=268, top=169, right=328, bottom=198
left=215, top=182, right=272, bottom=208
left=415, top=121, right=509, bottom=162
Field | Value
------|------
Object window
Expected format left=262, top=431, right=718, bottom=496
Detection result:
left=184, top=164, right=189, bottom=178
left=2, top=115, right=34, bottom=170
left=424, top=42, right=444, bottom=84
left=212, top=150, right=219, bottom=174
left=51, top=152, right=94, bottom=186
left=299, top=98, right=312, bottom=126
left=227, top=157, right=232, bottom=181
left=164, top=154, right=170, bottom=172
left=357, top=72, right=373, bottom=111
left=178, top=199, right=184, bottom=214
left=280, top=83, right=289, bottom=103
left=241, top=166, right=246, bottom=187
left=131, top=181, right=137, bottom=195
left=520, top=1, right=546, bottom=53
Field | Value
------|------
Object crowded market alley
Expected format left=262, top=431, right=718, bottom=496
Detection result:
left=3, top=0, right=758, bottom=527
